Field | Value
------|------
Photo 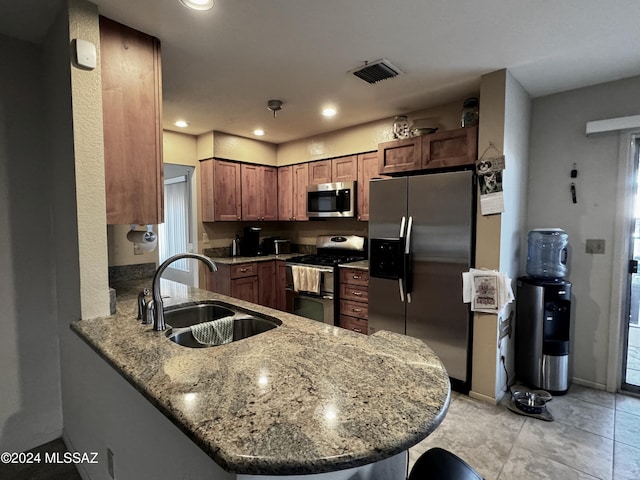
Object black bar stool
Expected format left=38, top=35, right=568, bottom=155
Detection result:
left=408, top=448, right=483, bottom=480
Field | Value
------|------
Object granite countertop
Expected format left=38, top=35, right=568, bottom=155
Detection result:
left=71, top=279, right=450, bottom=475
left=339, top=259, right=369, bottom=270
left=205, top=253, right=298, bottom=265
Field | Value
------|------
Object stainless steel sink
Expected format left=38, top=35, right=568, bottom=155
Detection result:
left=164, top=302, right=235, bottom=329
left=163, top=302, right=281, bottom=348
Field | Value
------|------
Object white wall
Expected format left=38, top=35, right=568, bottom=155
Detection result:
left=528, top=74, right=640, bottom=389
left=498, top=71, right=531, bottom=397
left=0, top=33, right=63, bottom=451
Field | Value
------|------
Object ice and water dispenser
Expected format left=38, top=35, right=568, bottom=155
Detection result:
left=516, top=229, right=572, bottom=394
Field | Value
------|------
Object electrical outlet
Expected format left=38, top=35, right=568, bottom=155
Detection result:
left=586, top=239, right=605, bottom=254
left=133, top=243, right=143, bottom=255
left=107, top=448, right=115, bottom=479
left=499, top=312, right=513, bottom=340
left=203, top=232, right=209, bottom=243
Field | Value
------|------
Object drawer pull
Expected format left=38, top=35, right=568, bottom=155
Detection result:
left=352, top=291, right=362, bottom=296
left=353, top=328, right=362, bottom=333
left=352, top=275, right=362, bottom=279
left=239, top=268, right=248, bottom=272
left=352, top=308, right=362, bottom=313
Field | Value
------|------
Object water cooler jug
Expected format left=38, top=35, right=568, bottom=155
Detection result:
left=516, top=229, right=571, bottom=394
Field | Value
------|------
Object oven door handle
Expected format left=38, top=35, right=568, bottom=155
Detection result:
left=286, top=264, right=335, bottom=274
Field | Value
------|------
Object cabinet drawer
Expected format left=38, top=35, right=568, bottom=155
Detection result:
left=340, top=268, right=369, bottom=286
left=339, top=315, right=368, bottom=335
left=340, top=283, right=368, bottom=302
left=230, top=262, right=258, bottom=279
left=340, top=300, right=368, bottom=319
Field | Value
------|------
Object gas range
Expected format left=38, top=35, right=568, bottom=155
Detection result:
left=286, top=254, right=366, bottom=268
left=286, top=235, right=367, bottom=268
left=284, top=235, right=367, bottom=326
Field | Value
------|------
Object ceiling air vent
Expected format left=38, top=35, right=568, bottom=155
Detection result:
left=351, top=58, right=402, bottom=84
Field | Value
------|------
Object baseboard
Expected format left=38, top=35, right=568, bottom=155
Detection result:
left=571, top=377, right=607, bottom=391
left=468, top=390, right=498, bottom=405
left=62, top=430, right=91, bottom=480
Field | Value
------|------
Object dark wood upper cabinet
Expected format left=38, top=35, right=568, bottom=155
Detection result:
left=422, top=126, right=478, bottom=169
left=377, top=126, right=478, bottom=175
left=308, top=160, right=332, bottom=185
left=241, top=164, right=278, bottom=221
left=357, top=152, right=383, bottom=221
left=101, top=16, right=163, bottom=225
left=200, top=159, right=241, bottom=222
left=332, top=155, right=357, bottom=182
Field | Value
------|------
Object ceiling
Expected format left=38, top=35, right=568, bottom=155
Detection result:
left=3, top=0, right=640, bottom=144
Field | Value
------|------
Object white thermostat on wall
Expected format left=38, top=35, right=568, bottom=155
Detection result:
left=73, top=38, right=96, bottom=70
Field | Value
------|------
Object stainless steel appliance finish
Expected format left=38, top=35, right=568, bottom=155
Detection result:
left=285, top=235, right=367, bottom=326
left=285, top=265, right=335, bottom=325
left=274, top=239, right=291, bottom=255
left=307, top=181, right=356, bottom=218
left=515, top=277, right=571, bottom=394
left=368, top=171, right=475, bottom=391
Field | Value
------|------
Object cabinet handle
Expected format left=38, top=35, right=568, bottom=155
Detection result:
left=240, top=268, right=248, bottom=272
left=352, top=308, right=362, bottom=313
left=352, top=291, right=362, bottom=296
left=353, top=275, right=362, bottom=279
left=353, top=328, right=362, bottom=333
left=237, top=216, right=241, bottom=220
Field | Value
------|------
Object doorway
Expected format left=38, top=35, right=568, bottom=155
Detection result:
left=157, top=164, right=198, bottom=287
left=622, top=137, right=640, bottom=393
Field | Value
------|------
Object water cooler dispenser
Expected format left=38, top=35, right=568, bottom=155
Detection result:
left=516, top=229, right=572, bottom=394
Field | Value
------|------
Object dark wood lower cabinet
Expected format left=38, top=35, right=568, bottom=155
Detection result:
left=338, top=268, right=369, bottom=334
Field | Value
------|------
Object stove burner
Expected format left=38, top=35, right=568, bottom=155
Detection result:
left=287, top=254, right=364, bottom=267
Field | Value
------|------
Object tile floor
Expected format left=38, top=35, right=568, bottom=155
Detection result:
left=409, top=384, right=640, bottom=480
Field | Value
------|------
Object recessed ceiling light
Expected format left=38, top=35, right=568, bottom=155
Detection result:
left=179, top=0, right=214, bottom=11
left=174, top=120, right=190, bottom=128
left=253, top=129, right=265, bottom=136
left=322, top=107, right=337, bottom=118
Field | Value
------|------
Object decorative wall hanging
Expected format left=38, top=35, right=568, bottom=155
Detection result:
left=476, top=142, right=505, bottom=215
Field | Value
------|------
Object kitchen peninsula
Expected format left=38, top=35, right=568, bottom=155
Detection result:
left=71, top=279, right=450, bottom=478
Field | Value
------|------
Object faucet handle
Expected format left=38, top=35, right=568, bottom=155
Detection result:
left=144, top=299, right=155, bottom=325
left=137, top=288, right=150, bottom=320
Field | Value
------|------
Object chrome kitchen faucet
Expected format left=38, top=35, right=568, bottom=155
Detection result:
left=149, top=253, right=217, bottom=331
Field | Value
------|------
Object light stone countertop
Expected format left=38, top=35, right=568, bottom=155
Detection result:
left=339, top=260, right=369, bottom=270
left=71, top=279, right=450, bottom=475
left=205, top=253, right=299, bottom=265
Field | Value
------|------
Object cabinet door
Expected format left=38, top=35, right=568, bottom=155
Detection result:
left=277, top=166, right=293, bottom=221
left=261, top=166, right=278, bottom=221
left=292, top=163, right=309, bottom=221
left=241, top=164, right=261, bottom=221
left=200, top=159, right=215, bottom=222
left=357, top=152, right=383, bottom=221
left=101, top=16, right=163, bottom=225
left=231, top=276, right=258, bottom=304
left=332, top=155, right=357, bottom=183
left=422, top=126, right=478, bottom=169
left=258, top=261, right=277, bottom=309
left=276, top=261, right=288, bottom=311
left=378, top=137, right=421, bottom=175
left=214, top=160, right=242, bottom=221
left=308, top=160, right=332, bottom=185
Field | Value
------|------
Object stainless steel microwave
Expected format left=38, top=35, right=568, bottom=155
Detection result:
left=307, top=181, right=356, bottom=218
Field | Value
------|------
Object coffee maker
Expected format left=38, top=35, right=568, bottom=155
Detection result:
left=241, top=226, right=261, bottom=256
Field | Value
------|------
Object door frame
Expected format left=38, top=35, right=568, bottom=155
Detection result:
left=607, top=132, right=639, bottom=392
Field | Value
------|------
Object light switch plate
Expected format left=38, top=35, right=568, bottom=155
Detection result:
left=73, top=38, right=96, bottom=70
left=586, top=239, right=605, bottom=254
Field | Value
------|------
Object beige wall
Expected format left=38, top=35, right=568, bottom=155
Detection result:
left=69, top=0, right=110, bottom=319
left=196, top=130, right=277, bottom=165
left=277, top=101, right=467, bottom=165
left=470, top=70, right=506, bottom=403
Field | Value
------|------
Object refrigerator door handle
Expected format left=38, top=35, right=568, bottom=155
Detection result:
left=398, top=215, right=407, bottom=302
left=404, top=216, right=414, bottom=303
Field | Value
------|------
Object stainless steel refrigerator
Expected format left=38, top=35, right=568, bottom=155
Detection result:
left=368, top=170, right=475, bottom=391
